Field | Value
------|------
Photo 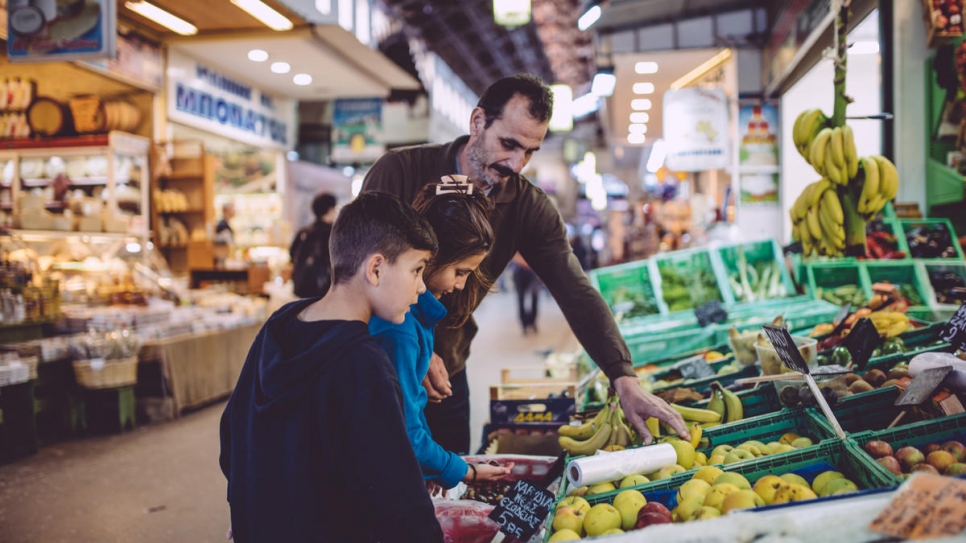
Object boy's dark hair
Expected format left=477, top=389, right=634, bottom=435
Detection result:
left=330, top=192, right=437, bottom=285
left=413, top=183, right=494, bottom=326
left=477, top=73, right=553, bottom=129
left=312, top=193, right=337, bottom=220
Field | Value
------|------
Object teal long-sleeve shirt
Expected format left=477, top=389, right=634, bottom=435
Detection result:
left=369, top=291, right=468, bottom=489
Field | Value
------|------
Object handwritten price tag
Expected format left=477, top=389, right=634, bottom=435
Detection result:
left=762, top=324, right=810, bottom=374
left=941, top=302, right=966, bottom=353
left=488, top=479, right=555, bottom=542
left=869, top=473, right=966, bottom=539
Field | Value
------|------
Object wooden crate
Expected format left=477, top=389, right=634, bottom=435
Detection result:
left=499, top=366, right=577, bottom=386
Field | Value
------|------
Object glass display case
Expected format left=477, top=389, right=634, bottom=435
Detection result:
left=0, top=131, right=150, bottom=235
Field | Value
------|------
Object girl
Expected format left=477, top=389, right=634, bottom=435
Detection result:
left=370, top=176, right=513, bottom=491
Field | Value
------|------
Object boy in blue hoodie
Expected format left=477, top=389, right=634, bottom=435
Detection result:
left=219, top=192, right=444, bottom=543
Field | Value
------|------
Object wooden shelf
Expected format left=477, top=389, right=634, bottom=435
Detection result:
left=158, top=208, right=204, bottom=214
left=161, top=171, right=204, bottom=181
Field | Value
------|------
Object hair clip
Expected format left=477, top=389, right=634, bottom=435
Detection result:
left=436, top=174, right=475, bottom=196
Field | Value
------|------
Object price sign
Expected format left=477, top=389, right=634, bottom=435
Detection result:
left=941, top=302, right=966, bottom=353
left=675, top=355, right=716, bottom=380
left=869, top=473, right=966, bottom=539
left=488, top=479, right=555, bottom=542
left=832, top=302, right=853, bottom=327
left=895, top=366, right=953, bottom=406
left=844, top=318, right=881, bottom=370
left=762, top=324, right=810, bottom=374
left=695, top=300, right=728, bottom=328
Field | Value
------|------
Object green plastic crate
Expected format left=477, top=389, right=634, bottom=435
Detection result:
left=900, top=218, right=965, bottom=260
left=714, top=239, right=796, bottom=303
left=864, top=261, right=931, bottom=308
left=851, top=413, right=966, bottom=484
left=866, top=219, right=911, bottom=259
left=699, top=409, right=838, bottom=454
left=922, top=262, right=966, bottom=320
left=691, top=384, right=783, bottom=419
left=810, top=387, right=943, bottom=438
left=589, top=259, right=662, bottom=319
left=582, top=438, right=896, bottom=502
left=806, top=261, right=872, bottom=306
left=654, top=248, right=731, bottom=312
left=625, top=327, right=718, bottom=364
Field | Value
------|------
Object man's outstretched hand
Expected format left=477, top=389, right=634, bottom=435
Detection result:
left=422, top=353, right=453, bottom=403
left=613, top=375, right=690, bottom=445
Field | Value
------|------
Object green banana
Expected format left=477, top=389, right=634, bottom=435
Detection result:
left=558, top=404, right=611, bottom=439
left=558, top=408, right=615, bottom=456
left=670, top=403, right=722, bottom=423
left=707, top=381, right=726, bottom=420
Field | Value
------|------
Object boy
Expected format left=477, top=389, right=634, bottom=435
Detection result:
left=220, top=192, right=444, bottom=543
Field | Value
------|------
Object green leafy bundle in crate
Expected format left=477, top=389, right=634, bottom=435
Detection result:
left=807, top=261, right=871, bottom=306
left=655, top=249, right=725, bottom=312
left=716, top=240, right=794, bottom=303
left=589, top=260, right=660, bottom=319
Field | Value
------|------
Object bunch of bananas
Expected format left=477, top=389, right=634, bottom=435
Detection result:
left=867, top=311, right=911, bottom=338
left=558, top=398, right=638, bottom=456
left=857, top=155, right=899, bottom=219
left=808, top=125, right=858, bottom=185
left=707, top=381, right=744, bottom=424
left=792, top=108, right=829, bottom=160
left=790, top=178, right=846, bottom=257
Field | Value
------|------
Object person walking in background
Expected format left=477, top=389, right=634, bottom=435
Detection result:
left=511, top=253, right=540, bottom=335
left=215, top=201, right=235, bottom=245
left=290, top=193, right=338, bottom=298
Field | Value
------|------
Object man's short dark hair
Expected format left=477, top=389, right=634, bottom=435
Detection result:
left=312, top=193, right=337, bottom=219
left=477, top=73, right=553, bottom=129
left=329, top=192, right=437, bottom=285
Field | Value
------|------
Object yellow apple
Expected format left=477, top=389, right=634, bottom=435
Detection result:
left=820, top=478, right=857, bottom=497
left=677, top=479, right=712, bottom=503
left=703, top=483, right=741, bottom=510
left=587, top=482, right=617, bottom=495
left=811, top=471, right=845, bottom=495
left=548, top=528, right=582, bottom=542
left=779, top=473, right=810, bottom=489
left=667, top=438, right=697, bottom=470
left=552, top=506, right=586, bottom=535
left=692, top=466, right=724, bottom=485
left=619, top=474, right=650, bottom=488
left=558, top=496, right=591, bottom=514
left=693, top=506, right=722, bottom=520
left=584, top=504, right=622, bottom=537
left=752, top=475, right=788, bottom=505
left=613, top=489, right=647, bottom=530
left=713, top=472, right=751, bottom=490
left=672, top=495, right=706, bottom=522
left=721, top=489, right=765, bottom=513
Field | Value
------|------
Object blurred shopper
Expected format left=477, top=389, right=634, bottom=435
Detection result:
left=215, top=201, right=235, bottom=245
left=290, top=193, right=338, bottom=298
left=511, top=253, right=541, bottom=335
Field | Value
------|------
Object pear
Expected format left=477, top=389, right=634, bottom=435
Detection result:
left=584, top=504, right=623, bottom=537
left=721, top=489, right=765, bottom=513
left=703, top=483, right=741, bottom=510
left=613, top=489, right=647, bottom=531
left=713, top=472, right=751, bottom=490
left=811, top=471, right=845, bottom=495
left=692, top=466, right=724, bottom=485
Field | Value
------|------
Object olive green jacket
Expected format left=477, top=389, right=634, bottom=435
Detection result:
left=362, top=136, right=636, bottom=382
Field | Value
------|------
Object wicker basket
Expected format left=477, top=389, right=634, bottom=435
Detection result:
left=72, top=356, right=138, bottom=389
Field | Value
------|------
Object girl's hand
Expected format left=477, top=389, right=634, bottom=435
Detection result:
left=464, top=462, right=515, bottom=483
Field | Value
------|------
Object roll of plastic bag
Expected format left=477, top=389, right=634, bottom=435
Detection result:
left=909, top=352, right=966, bottom=391
left=567, top=443, right=677, bottom=488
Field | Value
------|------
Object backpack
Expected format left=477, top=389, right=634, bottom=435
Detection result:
left=291, top=222, right=332, bottom=298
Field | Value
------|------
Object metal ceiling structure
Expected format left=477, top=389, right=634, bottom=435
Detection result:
left=595, top=0, right=770, bottom=33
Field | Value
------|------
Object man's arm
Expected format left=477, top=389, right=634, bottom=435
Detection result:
left=518, top=193, right=689, bottom=443
left=361, top=151, right=417, bottom=203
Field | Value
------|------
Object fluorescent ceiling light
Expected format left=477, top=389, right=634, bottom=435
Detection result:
left=627, top=133, right=646, bottom=145
left=549, top=84, right=574, bottom=132
left=248, top=49, right=268, bottom=62
left=231, top=0, right=294, bottom=31
left=646, top=139, right=667, bottom=172
left=635, top=61, right=658, bottom=74
left=577, top=5, right=601, bottom=31
left=293, top=73, right=313, bottom=86
left=125, top=1, right=197, bottom=35
left=631, top=99, right=652, bottom=111
left=572, top=93, right=600, bottom=118
left=271, top=62, right=291, bottom=74
left=630, top=112, right=649, bottom=123
left=591, top=72, right=617, bottom=97
left=628, top=123, right=647, bottom=135
left=315, top=0, right=331, bottom=14
left=849, top=40, right=880, bottom=55
left=633, top=82, right=655, bottom=94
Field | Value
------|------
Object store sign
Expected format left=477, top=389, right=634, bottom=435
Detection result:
left=166, top=50, right=296, bottom=151
left=7, top=0, right=117, bottom=62
left=331, top=97, right=384, bottom=163
left=663, top=88, right=730, bottom=172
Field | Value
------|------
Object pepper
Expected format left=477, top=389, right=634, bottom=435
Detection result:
left=881, top=337, right=906, bottom=355
left=831, top=345, right=852, bottom=366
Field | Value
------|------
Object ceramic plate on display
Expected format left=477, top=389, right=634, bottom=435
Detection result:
left=20, top=159, right=44, bottom=179
left=46, top=156, right=65, bottom=177
left=86, top=156, right=107, bottom=177
left=2, top=160, right=14, bottom=184
left=66, top=157, right=87, bottom=178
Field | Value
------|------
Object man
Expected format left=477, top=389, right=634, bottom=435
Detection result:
left=215, top=201, right=236, bottom=246
left=363, top=74, right=688, bottom=454
left=290, top=193, right=338, bottom=298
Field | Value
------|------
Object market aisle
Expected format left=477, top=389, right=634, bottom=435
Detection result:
left=0, top=287, right=579, bottom=542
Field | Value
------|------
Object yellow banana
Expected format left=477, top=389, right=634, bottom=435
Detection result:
left=802, top=232, right=815, bottom=256
left=645, top=417, right=660, bottom=440
left=671, top=403, right=722, bottom=423
left=830, top=127, right=846, bottom=170
left=801, top=109, right=829, bottom=159
left=807, top=179, right=830, bottom=208
left=874, top=155, right=899, bottom=201
left=825, top=141, right=845, bottom=185
left=688, top=422, right=703, bottom=449
left=858, top=157, right=879, bottom=214
left=558, top=405, right=611, bottom=439
left=818, top=205, right=843, bottom=244
left=821, top=188, right=844, bottom=224
left=792, top=110, right=809, bottom=151
left=806, top=205, right=823, bottom=239
left=809, top=128, right=832, bottom=174
left=558, top=409, right=615, bottom=456
left=843, top=125, right=858, bottom=178
left=792, top=222, right=802, bottom=242
left=700, top=421, right=721, bottom=429
left=616, top=418, right=632, bottom=448
left=717, top=385, right=743, bottom=423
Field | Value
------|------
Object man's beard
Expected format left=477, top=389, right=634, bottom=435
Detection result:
left=466, top=137, right=513, bottom=189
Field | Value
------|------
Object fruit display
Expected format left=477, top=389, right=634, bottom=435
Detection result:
left=789, top=108, right=899, bottom=257
left=925, top=0, right=965, bottom=36
left=866, top=222, right=906, bottom=259
left=905, top=222, right=961, bottom=258
left=927, top=268, right=966, bottom=305
left=657, top=265, right=721, bottom=312
left=777, top=382, right=842, bottom=409
left=557, top=399, right=642, bottom=456
left=754, top=333, right=817, bottom=376
left=812, top=311, right=913, bottom=353
left=863, top=438, right=966, bottom=479
left=608, top=286, right=658, bottom=319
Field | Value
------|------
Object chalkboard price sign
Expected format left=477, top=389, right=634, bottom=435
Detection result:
left=895, top=366, right=953, bottom=407
left=762, top=324, right=810, bottom=374
left=940, top=303, right=966, bottom=353
left=844, top=318, right=881, bottom=370
left=488, top=479, right=555, bottom=542
left=695, top=300, right=728, bottom=328
left=675, top=355, right=716, bottom=379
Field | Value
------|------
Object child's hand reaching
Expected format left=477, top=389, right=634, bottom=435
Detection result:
left=464, top=461, right=515, bottom=483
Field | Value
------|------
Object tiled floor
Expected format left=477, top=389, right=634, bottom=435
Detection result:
left=0, top=288, right=578, bottom=542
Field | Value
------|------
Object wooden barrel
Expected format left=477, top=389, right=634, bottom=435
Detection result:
left=27, top=97, right=71, bottom=137
left=103, top=100, right=141, bottom=133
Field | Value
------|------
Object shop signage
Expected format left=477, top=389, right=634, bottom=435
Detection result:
left=663, top=88, right=730, bottom=172
left=166, top=50, right=296, bottom=151
left=488, top=478, right=555, bottom=541
left=331, top=97, right=384, bottom=163
left=737, top=100, right=780, bottom=205
left=7, top=0, right=117, bottom=62
left=895, top=366, right=953, bottom=407
left=674, top=355, right=716, bottom=380
left=694, top=300, right=728, bottom=328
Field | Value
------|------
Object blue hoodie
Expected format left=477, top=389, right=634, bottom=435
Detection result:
left=370, top=291, right=469, bottom=489
left=219, top=298, right=443, bottom=543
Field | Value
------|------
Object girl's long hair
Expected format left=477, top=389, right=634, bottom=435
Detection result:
left=412, top=182, right=494, bottom=326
